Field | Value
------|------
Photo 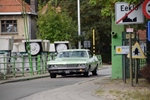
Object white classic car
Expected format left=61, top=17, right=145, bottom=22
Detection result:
left=47, top=49, right=99, bottom=78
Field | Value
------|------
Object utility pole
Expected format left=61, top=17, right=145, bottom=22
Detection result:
left=129, top=26, right=133, bottom=86
left=93, top=29, right=95, bottom=55
left=77, top=0, right=81, bottom=49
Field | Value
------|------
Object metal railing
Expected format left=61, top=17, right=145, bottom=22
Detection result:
left=0, top=53, right=51, bottom=80
left=0, top=53, right=103, bottom=80
left=139, top=59, right=146, bottom=68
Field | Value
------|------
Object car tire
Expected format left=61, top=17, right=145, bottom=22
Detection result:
left=50, top=73, right=56, bottom=78
left=83, top=71, right=90, bottom=77
left=92, top=66, right=98, bottom=76
left=61, top=74, right=66, bottom=77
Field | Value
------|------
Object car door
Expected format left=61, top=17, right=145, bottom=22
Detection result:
left=88, top=51, right=97, bottom=71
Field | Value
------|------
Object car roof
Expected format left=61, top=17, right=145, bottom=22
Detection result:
left=58, top=49, right=89, bottom=52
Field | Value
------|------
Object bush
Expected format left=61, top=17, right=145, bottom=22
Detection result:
left=139, top=64, right=150, bottom=83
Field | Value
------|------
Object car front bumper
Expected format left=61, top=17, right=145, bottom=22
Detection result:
left=48, top=67, right=87, bottom=74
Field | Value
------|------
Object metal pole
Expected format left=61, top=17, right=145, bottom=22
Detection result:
left=129, top=28, right=133, bottom=86
left=122, top=32, right=126, bottom=83
left=13, top=55, right=16, bottom=78
left=22, top=0, right=33, bottom=76
left=21, top=56, right=25, bottom=76
left=3, top=54, right=6, bottom=80
left=123, top=55, right=126, bottom=83
left=135, top=59, right=138, bottom=84
left=93, top=29, right=95, bottom=55
left=77, top=0, right=81, bottom=49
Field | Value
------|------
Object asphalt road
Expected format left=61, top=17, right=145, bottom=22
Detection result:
left=0, top=66, right=111, bottom=100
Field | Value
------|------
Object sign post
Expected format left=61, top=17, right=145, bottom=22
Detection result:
left=93, top=29, right=95, bottom=55
left=127, top=42, right=146, bottom=84
left=115, top=1, right=144, bottom=86
left=129, top=26, right=133, bottom=86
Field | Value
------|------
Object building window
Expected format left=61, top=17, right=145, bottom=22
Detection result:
left=1, top=20, right=17, bottom=33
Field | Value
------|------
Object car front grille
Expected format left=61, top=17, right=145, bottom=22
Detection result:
left=56, top=64, right=77, bottom=68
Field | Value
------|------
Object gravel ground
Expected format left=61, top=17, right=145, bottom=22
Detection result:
left=94, top=77, right=150, bottom=100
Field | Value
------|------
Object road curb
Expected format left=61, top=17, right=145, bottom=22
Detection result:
left=0, top=74, right=50, bottom=84
left=0, top=65, right=111, bottom=84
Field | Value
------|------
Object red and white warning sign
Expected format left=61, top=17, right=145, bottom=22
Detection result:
left=142, top=0, right=150, bottom=19
left=115, top=2, right=144, bottom=25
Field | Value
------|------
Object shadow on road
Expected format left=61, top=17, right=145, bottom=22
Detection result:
left=56, top=74, right=111, bottom=79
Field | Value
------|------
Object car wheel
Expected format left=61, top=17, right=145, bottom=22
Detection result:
left=50, top=73, right=56, bottom=78
left=61, top=74, right=66, bottom=77
left=92, top=66, right=98, bottom=76
left=83, top=71, right=90, bottom=77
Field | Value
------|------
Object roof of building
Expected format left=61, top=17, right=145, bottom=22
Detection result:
left=40, top=2, right=61, bottom=14
left=0, top=0, right=34, bottom=14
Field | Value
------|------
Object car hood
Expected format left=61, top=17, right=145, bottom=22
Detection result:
left=47, top=58, right=89, bottom=65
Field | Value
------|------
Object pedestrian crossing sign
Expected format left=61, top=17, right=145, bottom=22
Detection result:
left=127, top=42, right=146, bottom=59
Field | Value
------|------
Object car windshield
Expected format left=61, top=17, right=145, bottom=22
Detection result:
left=57, top=51, right=88, bottom=58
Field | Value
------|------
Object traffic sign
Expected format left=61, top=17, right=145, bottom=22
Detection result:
left=142, top=0, right=150, bottom=19
left=126, top=34, right=135, bottom=39
left=84, top=41, right=90, bottom=48
left=148, top=21, right=150, bottom=41
left=126, top=28, right=134, bottom=32
left=127, top=42, right=146, bottom=59
left=116, top=45, right=145, bottom=54
left=116, top=47, right=122, bottom=54
left=115, top=2, right=144, bottom=25
left=116, top=46, right=128, bottom=54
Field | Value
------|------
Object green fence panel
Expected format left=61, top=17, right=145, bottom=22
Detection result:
left=3, top=55, right=6, bottom=80
left=42, top=54, right=46, bottom=73
left=37, top=55, right=41, bottom=74
left=139, top=59, right=146, bottom=69
left=0, top=53, right=51, bottom=80
left=12, top=56, right=16, bottom=78
left=29, top=55, right=33, bottom=76
left=22, top=56, right=25, bottom=76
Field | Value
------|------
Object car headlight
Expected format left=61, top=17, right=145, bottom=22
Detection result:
left=77, top=64, right=86, bottom=68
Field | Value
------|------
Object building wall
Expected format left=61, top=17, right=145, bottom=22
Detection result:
left=0, top=15, right=37, bottom=42
left=25, top=0, right=38, bottom=12
left=30, top=15, right=37, bottom=39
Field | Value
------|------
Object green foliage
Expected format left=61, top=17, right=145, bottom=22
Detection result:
left=89, top=0, right=143, bottom=16
left=36, top=0, right=77, bottom=43
left=37, top=0, right=112, bottom=62
left=59, top=0, right=111, bottom=62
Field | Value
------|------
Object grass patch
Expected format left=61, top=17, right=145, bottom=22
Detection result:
left=116, top=90, right=150, bottom=100
left=95, top=89, right=104, bottom=95
left=95, top=78, right=150, bottom=100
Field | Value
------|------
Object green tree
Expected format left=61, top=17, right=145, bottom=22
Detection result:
left=89, top=0, right=143, bottom=16
left=36, top=1, right=77, bottom=44
left=59, top=0, right=111, bottom=62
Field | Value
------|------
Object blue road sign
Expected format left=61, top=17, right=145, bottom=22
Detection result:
left=148, top=21, right=150, bottom=41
